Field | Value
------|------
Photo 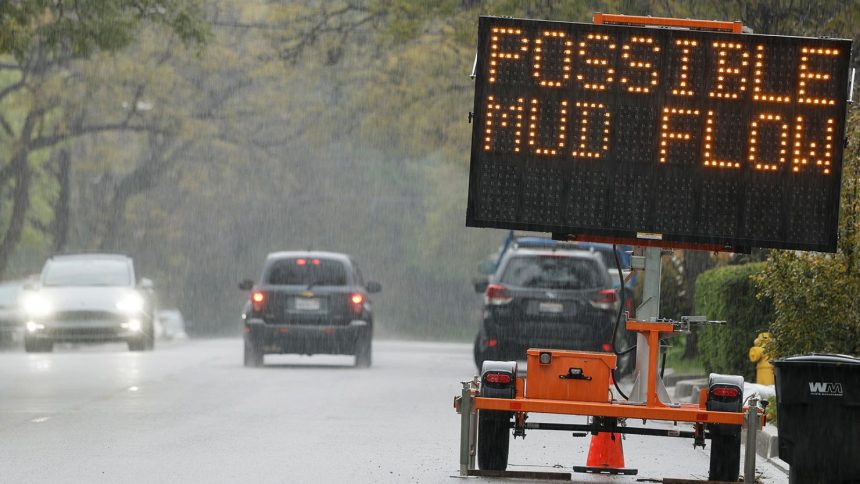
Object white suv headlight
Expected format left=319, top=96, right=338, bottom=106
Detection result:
left=22, top=293, right=53, bottom=318
left=116, top=293, right=145, bottom=313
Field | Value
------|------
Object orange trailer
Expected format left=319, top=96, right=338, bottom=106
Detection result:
left=456, top=309, right=765, bottom=480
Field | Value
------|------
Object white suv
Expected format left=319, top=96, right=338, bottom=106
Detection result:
left=21, top=254, right=156, bottom=352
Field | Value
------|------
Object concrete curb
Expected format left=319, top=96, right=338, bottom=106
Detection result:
left=662, top=371, right=708, bottom=387
left=673, top=377, right=708, bottom=401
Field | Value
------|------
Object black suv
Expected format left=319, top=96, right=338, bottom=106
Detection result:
left=239, top=251, right=381, bottom=368
left=473, top=242, right=633, bottom=373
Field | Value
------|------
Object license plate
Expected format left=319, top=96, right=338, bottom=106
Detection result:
left=538, top=302, right=564, bottom=313
left=295, top=298, right=321, bottom=311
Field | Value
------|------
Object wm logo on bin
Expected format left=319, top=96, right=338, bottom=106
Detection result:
left=808, top=382, right=844, bottom=397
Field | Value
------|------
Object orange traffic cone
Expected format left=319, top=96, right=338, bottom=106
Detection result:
left=572, top=432, right=638, bottom=475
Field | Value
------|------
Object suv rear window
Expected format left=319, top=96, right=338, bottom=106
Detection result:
left=266, top=258, right=348, bottom=286
left=500, top=255, right=604, bottom=290
left=589, top=247, right=628, bottom=270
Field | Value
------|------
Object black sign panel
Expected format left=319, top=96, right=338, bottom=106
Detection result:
left=466, top=16, right=853, bottom=252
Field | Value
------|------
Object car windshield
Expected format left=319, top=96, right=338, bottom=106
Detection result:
left=501, top=255, right=603, bottom=290
left=265, top=258, right=348, bottom=286
left=42, top=259, right=131, bottom=287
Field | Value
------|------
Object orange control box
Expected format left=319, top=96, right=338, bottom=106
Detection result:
left=525, top=349, right=617, bottom=403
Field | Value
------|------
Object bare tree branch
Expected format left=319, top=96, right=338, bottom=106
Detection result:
left=0, top=108, right=43, bottom=275
left=276, top=4, right=378, bottom=61
left=0, top=78, right=27, bottom=103
left=0, top=114, right=14, bottom=138
left=31, top=122, right=155, bottom=150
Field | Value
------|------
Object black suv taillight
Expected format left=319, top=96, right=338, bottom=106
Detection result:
left=251, top=291, right=265, bottom=314
left=350, top=293, right=364, bottom=315
left=590, top=288, right=618, bottom=310
left=484, top=284, right=513, bottom=306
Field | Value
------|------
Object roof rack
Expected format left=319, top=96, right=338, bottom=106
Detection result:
left=510, top=236, right=580, bottom=251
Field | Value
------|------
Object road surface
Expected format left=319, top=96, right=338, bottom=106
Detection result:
left=0, top=339, right=787, bottom=483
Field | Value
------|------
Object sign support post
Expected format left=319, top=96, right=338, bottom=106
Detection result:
left=628, top=247, right=672, bottom=405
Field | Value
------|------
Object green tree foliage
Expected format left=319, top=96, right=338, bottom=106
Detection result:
left=755, top=107, right=860, bottom=357
left=755, top=250, right=860, bottom=357
left=696, top=263, right=774, bottom=380
left=0, top=0, right=208, bottom=277
left=0, top=0, right=207, bottom=59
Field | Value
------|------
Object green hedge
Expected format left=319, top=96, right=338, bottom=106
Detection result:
left=695, top=263, right=774, bottom=381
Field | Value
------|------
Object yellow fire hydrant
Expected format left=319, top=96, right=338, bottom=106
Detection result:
left=748, top=332, right=774, bottom=385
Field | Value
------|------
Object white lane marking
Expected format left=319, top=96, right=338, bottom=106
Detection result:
left=128, top=386, right=139, bottom=392
left=31, top=417, right=50, bottom=423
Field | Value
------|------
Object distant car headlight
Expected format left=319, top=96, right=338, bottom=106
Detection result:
left=26, top=321, right=46, bottom=332
left=22, top=293, right=53, bottom=318
left=122, top=319, right=142, bottom=332
left=116, top=294, right=145, bottom=313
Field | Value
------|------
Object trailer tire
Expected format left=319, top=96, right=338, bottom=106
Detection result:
left=708, top=427, right=741, bottom=482
left=477, top=410, right=510, bottom=471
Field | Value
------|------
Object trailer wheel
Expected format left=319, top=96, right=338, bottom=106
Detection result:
left=706, top=374, right=744, bottom=482
left=477, top=410, right=510, bottom=471
left=708, top=427, right=741, bottom=481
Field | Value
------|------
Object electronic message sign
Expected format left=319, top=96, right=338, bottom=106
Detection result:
left=466, top=16, right=853, bottom=252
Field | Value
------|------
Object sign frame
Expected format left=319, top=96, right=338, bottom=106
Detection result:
left=466, top=15, right=853, bottom=252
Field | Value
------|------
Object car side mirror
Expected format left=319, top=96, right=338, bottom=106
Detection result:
left=473, top=278, right=489, bottom=294
left=366, top=281, right=382, bottom=293
left=139, top=278, right=154, bottom=291
left=238, top=279, right=254, bottom=291
left=477, top=260, right=496, bottom=275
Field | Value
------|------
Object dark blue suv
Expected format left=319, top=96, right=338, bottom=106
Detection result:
left=473, top=241, right=635, bottom=374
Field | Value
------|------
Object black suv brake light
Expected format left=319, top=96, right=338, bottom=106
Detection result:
left=251, top=291, right=265, bottom=314
left=350, top=293, right=364, bottom=315
left=485, top=284, right=513, bottom=306
left=590, top=288, right=618, bottom=310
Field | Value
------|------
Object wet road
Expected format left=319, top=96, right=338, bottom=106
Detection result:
left=0, top=339, right=787, bottom=483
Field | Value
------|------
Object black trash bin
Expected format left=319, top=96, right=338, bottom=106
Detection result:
left=773, top=354, right=860, bottom=484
